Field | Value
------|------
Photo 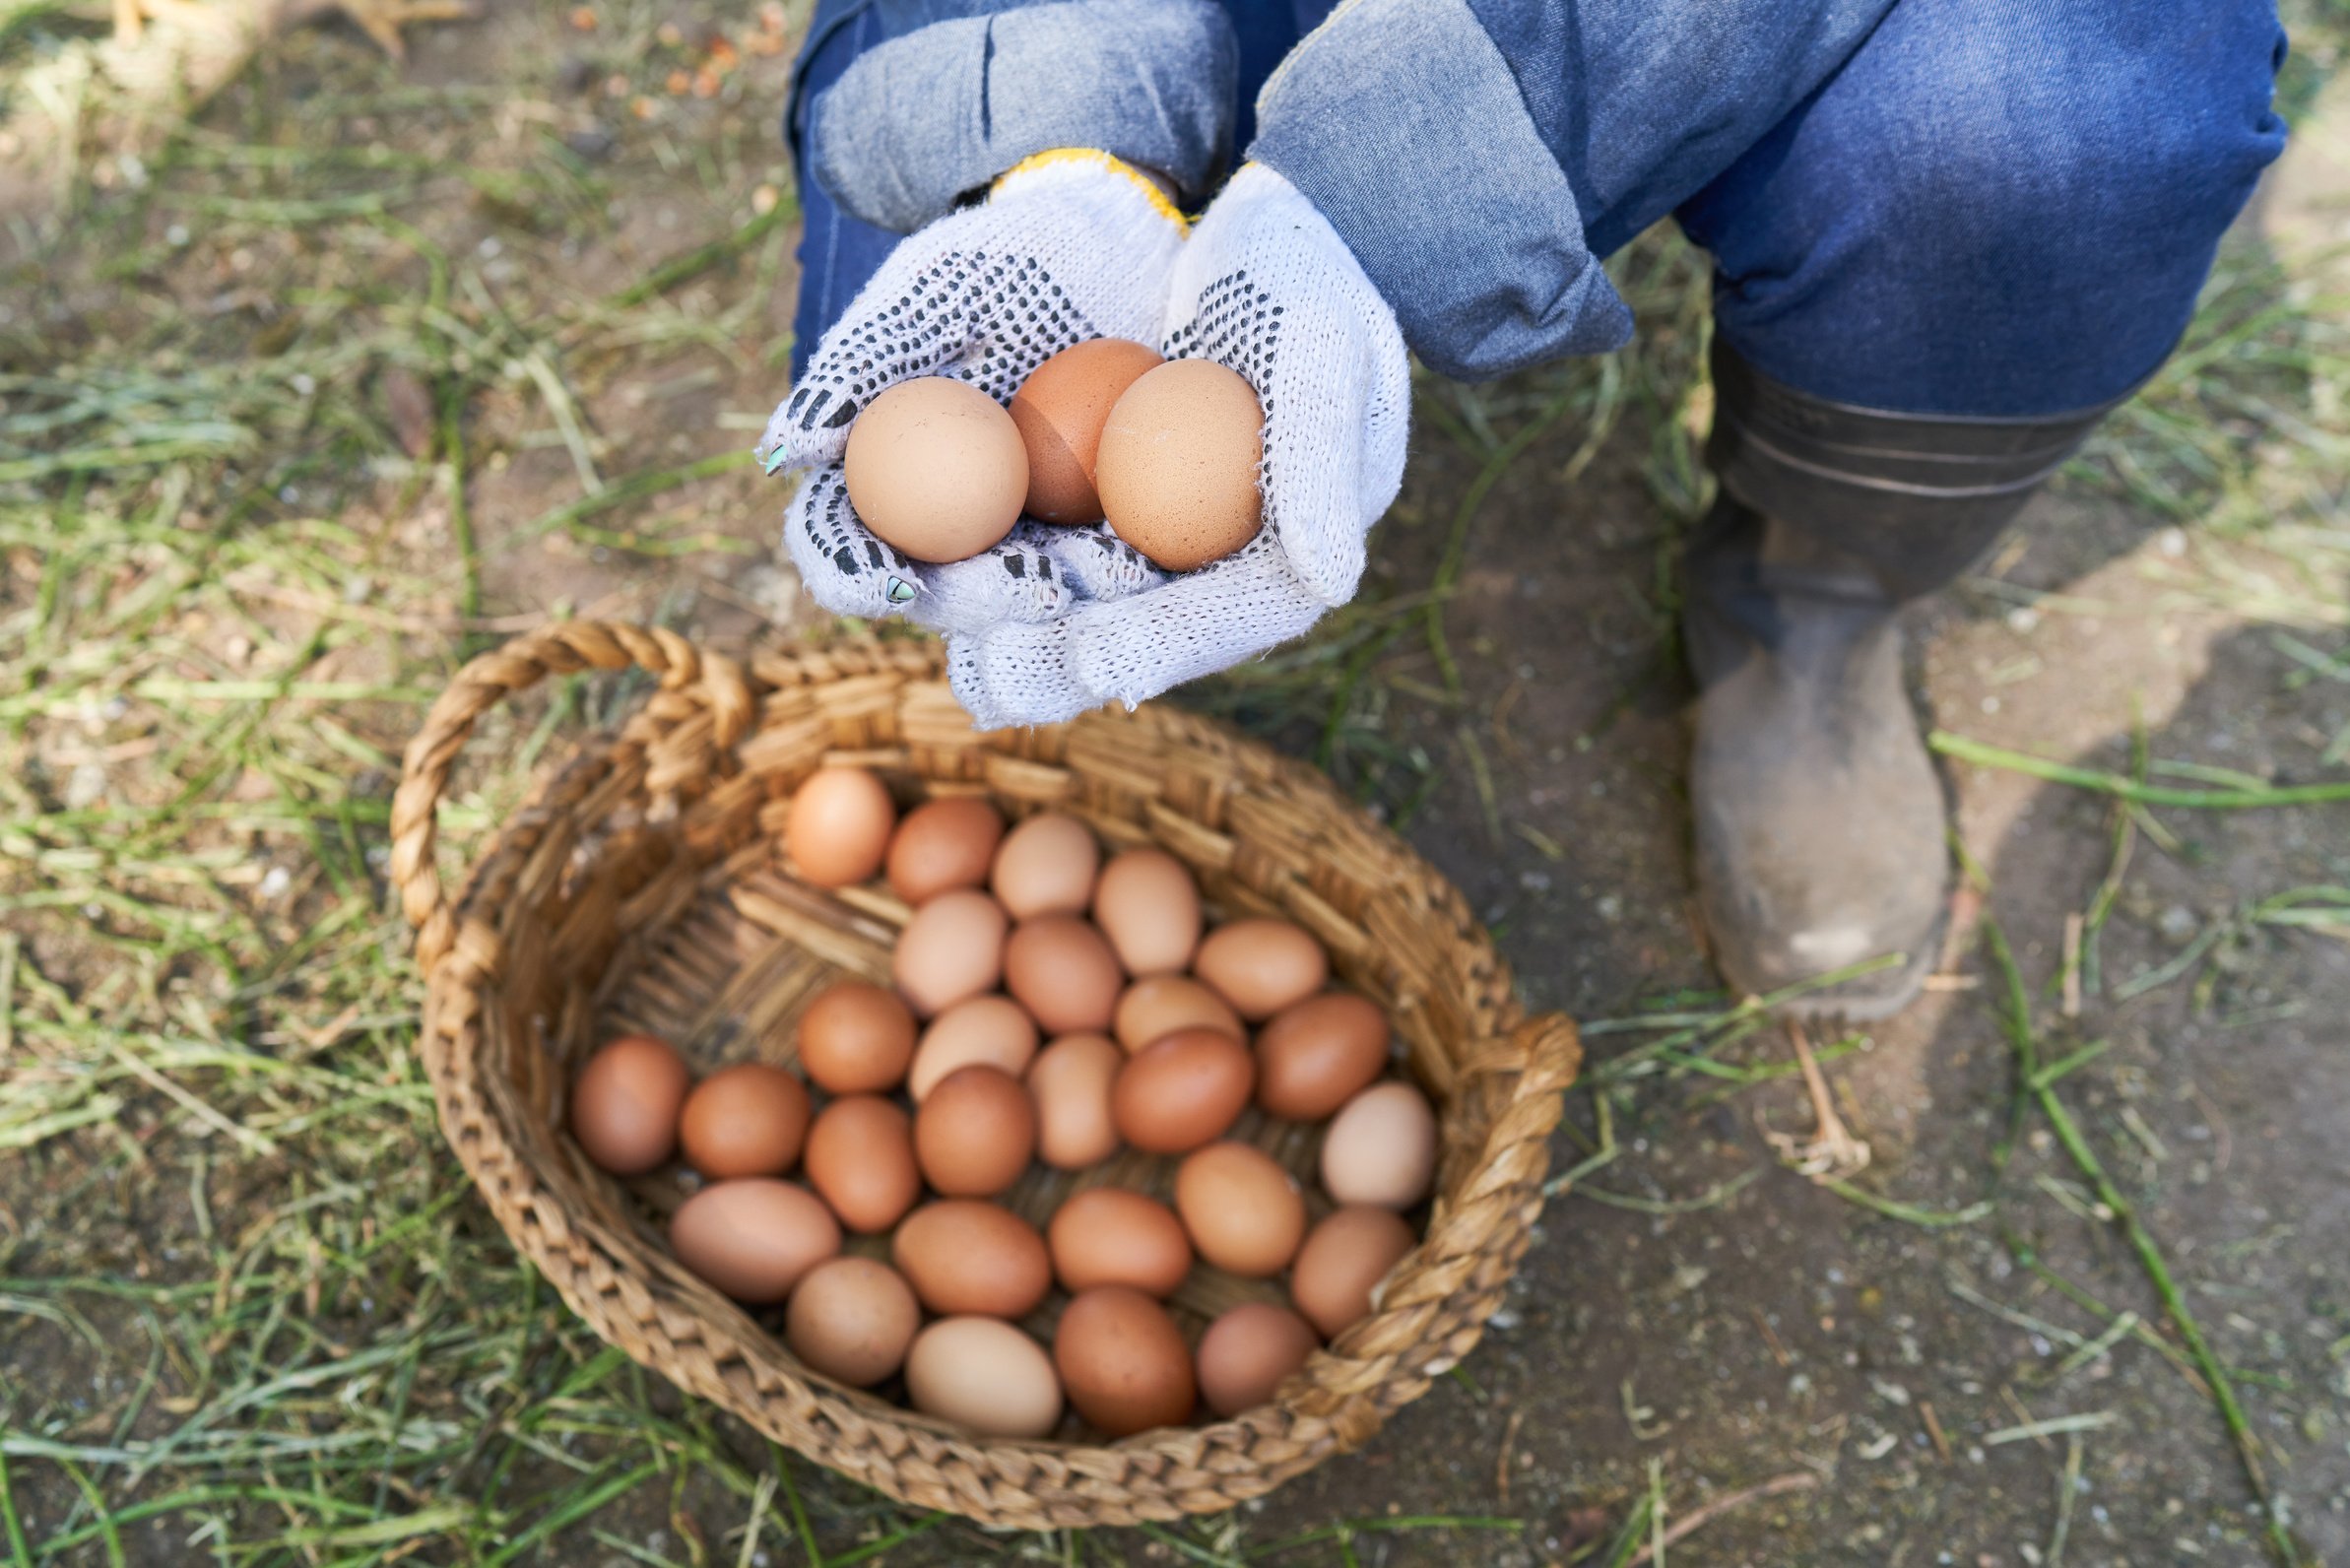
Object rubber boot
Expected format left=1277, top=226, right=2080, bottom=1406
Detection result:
left=1688, top=342, right=2122, bottom=1018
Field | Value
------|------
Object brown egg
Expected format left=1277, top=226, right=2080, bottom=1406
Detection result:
left=1320, top=1080, right=1438, bottom=1209
left=1112, top=975, right=1244, bottom=1054
left=802, top=1095, right=920, bottom=1232
left=1026, top=1032, right=1124, bottom=1168
left=669, top=1179, right=841, bottom=1304
left=1054, top=1286, right=1196, bottom=1437
left=1290, top=1206, right=1415, bottom=1338
left=1091, top=848, right=1202, bottom=976
left=1009, top=339, right=1164, bottom=524
left=842, top=377, right=1026, bottom=563
left=904, top=1318, right=1063, bottom=1438
left=1193, top=918, right=1330, bottom=1021
left=677, top=1063, right=812, bottom=1180
left=1003, top=916, right=1124, bottom=1035
left=891, top=888, right=1008, bottom=1016
left=1255, top=992, right=1391, bottom=1122
left=785, top=767, right=896, bottom=888
left=1048, top=1188, right=1193, bottom=1298
left=1173, top=1142, right=1306, bottom=1277
left=786, top=1257, right=920, bottom=1387
left=886, top=796, right=1005, bottom=905
left=913, top=1066, right=1036, bottom=1197
left=1196, top=1303, right=1320, bottom=1417
left=1095, top=359, right=1264, bottom=570
left=907, top=994, right=1039, bottom=1100
left=796, top=980, right=918, bottom=1094
left=992, top=812, right=1099, bottom=919
left=891, top=1200, right=1052, bottom=1318
left=569, top=1035, right=690, bottom=1175
left=1112, top=1028, right=1255, bottom=1154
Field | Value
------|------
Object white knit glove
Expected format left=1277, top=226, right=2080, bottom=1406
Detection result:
left=759, top=150, right=1185, bottom=630
left=947, top=163, right=1410, bottom=728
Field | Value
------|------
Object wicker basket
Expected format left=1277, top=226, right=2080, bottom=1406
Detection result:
left=390, top=621, right=1580, bottom=1530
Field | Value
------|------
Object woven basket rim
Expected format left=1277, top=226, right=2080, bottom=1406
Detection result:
left=393, top=621, right=1581, bottom=1529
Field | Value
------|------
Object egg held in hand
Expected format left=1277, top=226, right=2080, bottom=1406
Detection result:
left=841, top=377, right=1027, bottom=563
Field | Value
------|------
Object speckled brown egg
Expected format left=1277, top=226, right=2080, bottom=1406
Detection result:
left=891, top=1200, right=1052, bottom=1318
left=569, top=1034, right=689, bottom=1175
left=1054, top=1286, right=1196, bottom=1437
left=796, top=980, right=918, bottom=1095
left=1289, top=1205, right=1415, bottom=1339
left=786, top=1257, right=920, bottom=1387
left=991, top=813, right=1099, bottom=919
left=842, top=377, right=1026, bottom=563
left=1320, top=1080, right=1438, bottom=1209
left=1173, top=1142, right=1306, bottom=1277
left=1048, top=1187, right=1192, bottom=1298
left=784, top=767, right=896, bottom=889
left=1091, top=847, right=1202, bottom=976
left=677, top=1062, right=812, bottom=1180
left=886, top=795, right=1006, bottom=905
left=1009, top=339, right=1163, bottom=524
left=1112, top=1027, right=1254, bottom=1154
left=1003, top=915, right=1124, bottom=1036
left=1112, top=975, right=1243, bottom=1054
left=1095, top=359, right=1264, bottom=570
left=904, top=1318, right=1062, bottom=1438
left=1193, top=917, right=1329, bottom=1021
left=1255, top=992, right=1390, bottom=1122
left=802, top=1094, right=920, bottom=1232
left=669, top=1179, right=840, bottom=1304
left=1196, top=1303, right=1319, bottom=1417
left=907, top=994, right=1039, bottom=1100
left=891, top=888, right=1009, bottom=1016
left=913, top=1065, right=1036, bottom=1198
left=1026, top=1032, right=1124, bottom=1168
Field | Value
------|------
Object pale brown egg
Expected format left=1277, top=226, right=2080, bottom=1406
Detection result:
left=913, top=1065, right=1036, bottom=1198
left=1112, top=975, right=1243, bottom=1054
left=907, top=994, right=1039, bottom=1100
left=1112, top=1027, right=1254, bottom=1154
left=1290, top=1206, right=1415, bottom=1338
left=1091, top=848, right=1202, bottom=976
left=1003, top=916, right=1124, bottom=1035
left=886, top=796, right=1006, bottom=904
left=570, top=1034, right=690, bottom=1175
left=1026, top=1032, right=1124, bottom=1168
left=891, top=888, right=1008, bottom=1016
left=1255, top=992, right=1391, bottom=1122
left=786, top=1257, right=920, bottom=1387
left=904, top=1318, right=1063, bottom=1438
left=802, top=1094, right=920, bottom=1233
left=1320, top=1080, right=1438, bottom=1209
left=1047, top=1187, right=1192, bottom=1298
left=1196, top=1303, right=1319, bottom=1417
left=1193, top=917, right=1329, bottom=1021
left=1054, top=1286, right=1196, bottom=1437
left=1173, top=1142, right=1306, bottom=1277
left=784, top=767, right=896, bottom=888
left=842, top=377, right=1026, bottom=563
left=891, top=1200, right=1052, bottom=1318
left=796, top=980, right=918, bottom=1094
left=677, top=1063, right=812, bottom=1180
left=991, top=812, right=1100, bottom=919
left=1095, top=359, right=1264, bottom=570
left=1009, top=339, right=1163, bottom=524
left=669, top=1179, right=841, bottom=1304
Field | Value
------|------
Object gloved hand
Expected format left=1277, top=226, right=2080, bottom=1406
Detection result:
left=760, top=149, right=1185, bottom=630
left=945, top=163, right=1410, bottom=728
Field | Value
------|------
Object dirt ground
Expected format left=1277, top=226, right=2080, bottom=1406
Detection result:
left=3, top=2, right=2348, bottom=1565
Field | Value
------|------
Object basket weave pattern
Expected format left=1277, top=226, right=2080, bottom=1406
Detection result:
left=391, top=621, right=1580, bottom=1529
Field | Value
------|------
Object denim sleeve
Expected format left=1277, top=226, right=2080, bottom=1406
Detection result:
left=1247, top=0, right=1632, bottom=381
left=804, top=0, right=1239, bottom=235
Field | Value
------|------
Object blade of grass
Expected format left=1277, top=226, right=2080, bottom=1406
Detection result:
left=1933, top=731, right=2350, bottom=810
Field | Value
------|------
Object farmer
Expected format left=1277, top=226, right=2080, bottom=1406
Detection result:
left=759, top=0, right=2287, bottom=1019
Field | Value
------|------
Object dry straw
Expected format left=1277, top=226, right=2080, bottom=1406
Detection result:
left=392, top=621, right=1579, bottom=1528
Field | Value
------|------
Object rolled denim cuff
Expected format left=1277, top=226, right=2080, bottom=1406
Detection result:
left=1247, top=0, right=1631, bottom=381
left=806, top=0, right=1238, bottom=235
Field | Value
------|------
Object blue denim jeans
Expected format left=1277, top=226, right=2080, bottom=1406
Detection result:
left=789, top=0, right=2284, bottom=420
